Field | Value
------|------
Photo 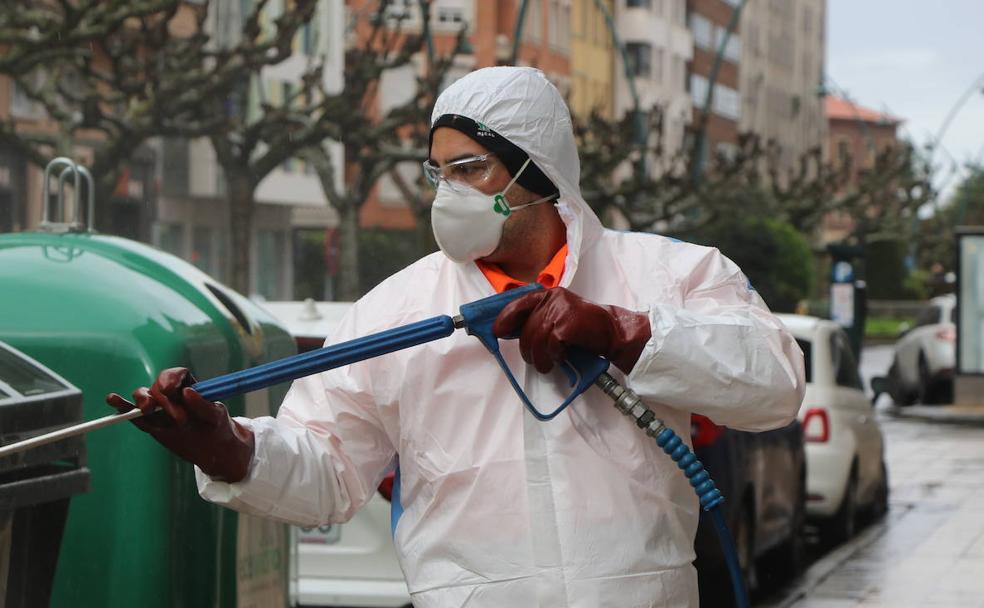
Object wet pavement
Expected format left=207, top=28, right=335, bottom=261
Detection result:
left=757, top=345, right=984, bottom=607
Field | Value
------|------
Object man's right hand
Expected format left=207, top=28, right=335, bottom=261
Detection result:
left=106, top=367, right=255, bottom=483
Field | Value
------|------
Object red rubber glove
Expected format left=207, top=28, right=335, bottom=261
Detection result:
left=492, top=287, right=652, bottom=375
left=105, top=367, right=255, bottom=483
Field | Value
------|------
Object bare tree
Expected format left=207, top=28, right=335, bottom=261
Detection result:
left=0, top=1, right=317, bottom=209
left=571, top=104, right=934, bottom=248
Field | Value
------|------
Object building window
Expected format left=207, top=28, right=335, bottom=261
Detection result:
left=429, top=0, right=470, bottom=30
left=385, top=0, right=415, bottom=23
left=689, top=14, right=714, bottom=50
left=715, top=27, right=741, bottom=63
left=713, top=85, right=741, bottom=120
left=437, top=6, right=464, bottom=25
left=626, top=0, right=652, bottom=8
left=716, top=142, right=739, bottom=160
left=625, top=42, right=652, bottom=77
left=301, top=22, right=314, bottom=55
left=10, top=78, right=42, bottom=119
left=836, top=137, right=851, bottom=165
left=690, top=73, right=709, bottom=107
left=379, top=63, right=417, bottom=115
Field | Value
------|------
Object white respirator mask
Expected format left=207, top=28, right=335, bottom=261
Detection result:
left=430, top=158, right=558, bottom=263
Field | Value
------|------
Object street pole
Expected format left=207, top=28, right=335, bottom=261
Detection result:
left=509, top=0, right=530, bottom=65
left=928, top=71, right=984, bottom=225
left=690, top=0, right=749, bottom=184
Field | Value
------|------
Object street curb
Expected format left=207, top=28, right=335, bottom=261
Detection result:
left=757, top=516, right=891, bottom=608
left=884, top=405, right=984, bottom=426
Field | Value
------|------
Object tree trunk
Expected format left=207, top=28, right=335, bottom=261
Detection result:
left=336, top=199, right=361, bottom=301
left=226, top=171, right=255, bottom=295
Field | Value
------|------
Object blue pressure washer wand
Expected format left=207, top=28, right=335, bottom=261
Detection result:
left=0, top=284, right=593, bottom=457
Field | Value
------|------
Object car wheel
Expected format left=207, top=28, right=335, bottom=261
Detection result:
left=888, top=362, right=914, bottom=406
left=917, top=354, right=936, bottom=404
left=825, top=467, right=858, bottom=545
left=868, top=461, right=889, bottom=521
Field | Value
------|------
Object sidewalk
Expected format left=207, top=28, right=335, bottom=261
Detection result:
left=760, top=417, right=984, bottom=608
left=882, top=401, right=984, bottom=425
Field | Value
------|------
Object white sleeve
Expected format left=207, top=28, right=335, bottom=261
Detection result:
left=196, top=356, right=396, bottom=528
left=626, top=246, right=806, bottom=431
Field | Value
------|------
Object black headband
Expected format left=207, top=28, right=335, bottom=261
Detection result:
left=429, top=114, right=559, bottom=198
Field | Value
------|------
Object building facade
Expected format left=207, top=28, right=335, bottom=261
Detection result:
left=821, top=95, right=901, bottom=244
left=612, top=0, right=693, bottom=157
left=570, top=0, right=615, bottom=120
left=739, top=0, right=826, bottom=170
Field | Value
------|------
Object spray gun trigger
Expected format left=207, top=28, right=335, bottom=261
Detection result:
left=457, top=284, right=610, bottom=420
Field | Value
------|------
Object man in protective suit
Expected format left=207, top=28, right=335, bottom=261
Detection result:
left=109, top=66, right=805, bottom=607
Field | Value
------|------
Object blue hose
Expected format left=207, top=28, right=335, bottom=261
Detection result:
left=655, top=428, right=749, bottom=608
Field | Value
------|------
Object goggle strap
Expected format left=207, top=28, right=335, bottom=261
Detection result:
left=502, top=157, right=532, bottom=194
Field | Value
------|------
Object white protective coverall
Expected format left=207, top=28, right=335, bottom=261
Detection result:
left=198, top=66, right=805, bottom=607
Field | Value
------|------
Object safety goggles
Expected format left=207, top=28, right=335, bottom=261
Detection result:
left=422, top=153, right=497, bottom=193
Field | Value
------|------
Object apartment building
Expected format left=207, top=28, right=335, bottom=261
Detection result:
left=612, top=0, right=693, bottom=157
left=821, top=95, right=901, bottom=243
left=740, top=0, right=826, bottom=170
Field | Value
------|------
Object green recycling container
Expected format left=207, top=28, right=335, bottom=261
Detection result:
left=0, top=230, right=297, bottom=608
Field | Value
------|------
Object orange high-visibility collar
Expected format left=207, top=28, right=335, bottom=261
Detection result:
left=475, top=244, right=568, bottom=294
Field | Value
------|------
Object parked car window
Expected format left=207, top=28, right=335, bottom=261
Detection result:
left=830, top=331, right=863, bottom=390
left=796, top=338, right=812, bottom=383
left=915, top=305, right=941, bottom=327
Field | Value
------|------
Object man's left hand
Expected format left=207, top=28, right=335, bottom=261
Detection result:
left=492, top=287, right=652, bottom=375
